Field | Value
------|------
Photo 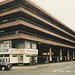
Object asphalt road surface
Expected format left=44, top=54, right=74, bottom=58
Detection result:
left=1, top=61, right=75, bottom=75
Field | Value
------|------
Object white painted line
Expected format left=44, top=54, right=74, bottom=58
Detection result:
left=73, top=71, right=75, bottom=72
left=66, top=71, right=71, bottom=72
left=52, top=70, right=57, bottom=72
left=65, top=66, right=71, bottom=68
left=52, top=68, right=62, bottom=72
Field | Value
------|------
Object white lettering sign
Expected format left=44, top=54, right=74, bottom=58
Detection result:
left=25, top=49, right=38, bottom=54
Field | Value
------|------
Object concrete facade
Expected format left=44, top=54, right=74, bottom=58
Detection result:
left=0, top=0, right=75, bottom=64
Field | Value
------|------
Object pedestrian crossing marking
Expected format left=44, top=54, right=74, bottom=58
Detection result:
left=15, top=69, right=75, bottom=73
left=73, top=71, right=75, bottom=72
left=66, top=71, right=71, bottom=72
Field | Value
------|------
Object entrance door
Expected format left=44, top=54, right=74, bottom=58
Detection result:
left=18, top=54, right=23, bottom=63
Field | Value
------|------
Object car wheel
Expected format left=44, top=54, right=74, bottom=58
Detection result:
left=2, top=67, right=5, bottom=71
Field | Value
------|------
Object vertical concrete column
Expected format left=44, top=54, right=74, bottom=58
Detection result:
left=49, top=47, right=52, bottom=62
left=10, top=40, right=12, bottom=48
left=23, top=54, right=26, bottom=64
left=10, top=54, right=12, bottom=63
left=67, top=50, right=69, bottom=60
left=10, top=54, right=12, bottom=58
left=73, top=50, right=75, bottom=60
left=60, top=49, right=62, bottom=61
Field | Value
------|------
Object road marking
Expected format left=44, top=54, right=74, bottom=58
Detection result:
left=73, top=71, right=75, bottom=72
left=65, top=66, right=71, bottom=68
left=52, top=68, right=62, bottom=72
left=52, top=70, right=57, bottom=72
left=66, top=71, right=71, bottom=72
left=52, top=65, right=73, bottom=72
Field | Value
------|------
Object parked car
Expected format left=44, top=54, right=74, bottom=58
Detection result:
left=0, top=59, right=12, bottom=71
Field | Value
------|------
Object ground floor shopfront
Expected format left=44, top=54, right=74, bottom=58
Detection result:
left=0, top=48, right=38, bottom=65
left=0, top=40, right=75, bottom=65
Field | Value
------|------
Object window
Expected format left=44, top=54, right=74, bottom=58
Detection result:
left=4, top=54, right=10, bottom=57
left=26, top=55, right=30, bottom=57
left=12, top=54, right=17, bottom=57
left=0, top=54, right=3, bottom=57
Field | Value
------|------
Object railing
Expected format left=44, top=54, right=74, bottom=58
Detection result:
left=0, top=4, right=74, bottom=36
left=0, top=30, right=74, bottom=47
left=0, top=17, right=61, bottom=36
left=0, top=4, right=52, bottom=23
left=0, top=30, right=51, bottom=41
left=0, top=17, right=75, bottom=42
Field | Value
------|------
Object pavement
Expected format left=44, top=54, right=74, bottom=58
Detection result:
left=12, top=61, right=74, bottom=70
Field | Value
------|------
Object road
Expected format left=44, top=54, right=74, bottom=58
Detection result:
left=0, top=61, right=75, bottom=75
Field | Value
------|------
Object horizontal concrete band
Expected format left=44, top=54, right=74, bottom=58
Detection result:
left=0, top=7, right=74, bottom=39
left=0, top=34, right=74, bottom=49
left=0, top=20, right=75, bottom=44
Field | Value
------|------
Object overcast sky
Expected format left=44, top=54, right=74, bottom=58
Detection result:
left=31, top=0, right=75, bottom=31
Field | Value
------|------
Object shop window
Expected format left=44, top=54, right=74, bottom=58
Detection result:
left=26, top=55, right=30, bottom=57
left=0, top=54, right=3, bottom=57
left=25, top=41, right=31, bottom=49
left=12, top=54, right=17, bottom=57
left=4, top=54, right=10, bottom=57
left=32, top=43, right=36, bottom=49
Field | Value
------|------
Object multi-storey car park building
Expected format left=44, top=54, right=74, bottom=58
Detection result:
left=0, top=0, right=75, bottom=65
